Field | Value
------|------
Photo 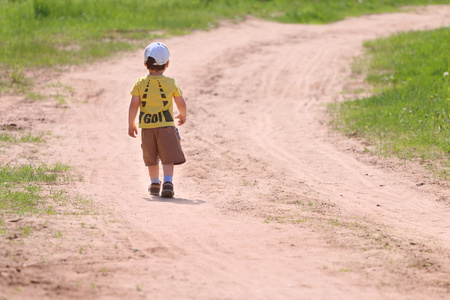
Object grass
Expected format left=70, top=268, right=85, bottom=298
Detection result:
left=27, top=92, right=45, bottom=101
left=1, top=0, right=449, bottom=69
left=0, top=131, right=45, bottom=144
left=0, top=163, right=72, bottom=214
left=332, top=27, right=450, bottom=177
left=9, top=65, right=26, bottom=84
left=0, top=65, right=33, bottom=93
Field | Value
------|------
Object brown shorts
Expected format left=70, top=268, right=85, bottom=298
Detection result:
left=141, top=127, right=186, bottom=166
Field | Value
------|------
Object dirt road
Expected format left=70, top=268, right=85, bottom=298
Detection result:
left=2, top=6, right=450, bottom=300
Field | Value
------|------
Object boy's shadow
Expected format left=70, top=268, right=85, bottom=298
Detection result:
left=144, top=197, right=205, bottom=205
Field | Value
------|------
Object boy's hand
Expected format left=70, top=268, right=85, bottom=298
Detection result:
left=128, top=124, right=138, bottom=138
left=175, top=114, right=186, bottom=126
left=173, top=95, right=187, bottom=126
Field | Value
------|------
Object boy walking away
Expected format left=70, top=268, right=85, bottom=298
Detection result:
left=128, top=42, right=187, bottom=198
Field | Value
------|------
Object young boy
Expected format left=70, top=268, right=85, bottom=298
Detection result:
left=128, top=42, right=187, bottom=198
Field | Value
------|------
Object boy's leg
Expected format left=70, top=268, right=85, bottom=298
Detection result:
left=148, top=165, right=159, bottom=181
left=161, top=164, right=175, bottom=198
left=148, top=165, right=161, bottom=196
left=142, top=128, right=160, bottom=195
left=162, top=163, right=174, bottom=182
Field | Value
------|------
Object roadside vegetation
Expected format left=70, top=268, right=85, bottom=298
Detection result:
left=0, top=130, right=89, bottom=217
left=0, top=163, right=72, bottom=215
left=0, top=159, right=92, bottom=252
left=0, top=131, right=44, bottom=144
left=332, top=27, right=450, bottom=177
left=1, top=0, right=448, bottom=68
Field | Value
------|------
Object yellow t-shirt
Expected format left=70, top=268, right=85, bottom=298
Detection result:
left=130, top=75, right=182, bottom=128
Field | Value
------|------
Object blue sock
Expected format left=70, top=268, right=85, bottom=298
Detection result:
left=164, top=175, right=173, bottom=183
left=151, top=177, right=160, bottom=184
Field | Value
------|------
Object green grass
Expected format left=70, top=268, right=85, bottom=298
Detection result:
left=0, top=65, right=33, bottom=93
left=0, top=163, right=71, bottom=214
left=0, top=132, right=45, bottom=144
left=27, top=92, right=45, bottom=101
left=1, top=0, right=449, bottom=69
left=333, top=27, right=450, bottom=177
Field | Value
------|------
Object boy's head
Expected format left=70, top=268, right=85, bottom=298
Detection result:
left=144, top=42, right=170, bottom=72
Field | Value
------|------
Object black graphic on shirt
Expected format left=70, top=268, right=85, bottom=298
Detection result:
left=139, top=79, right=173, bottom=125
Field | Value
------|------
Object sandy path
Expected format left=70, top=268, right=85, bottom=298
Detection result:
left=3, top=6, right=450, bottom=300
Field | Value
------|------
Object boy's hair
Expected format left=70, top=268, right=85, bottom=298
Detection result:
left=146, top=56, right=166, bottom=72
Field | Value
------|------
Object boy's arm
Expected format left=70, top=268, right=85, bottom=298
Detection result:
left=128, top=95, right=140, bottom=138
left=173, top=95, right=187, bottom=126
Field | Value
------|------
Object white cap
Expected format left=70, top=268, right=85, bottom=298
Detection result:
left=144, top=42, right=170, bottom=65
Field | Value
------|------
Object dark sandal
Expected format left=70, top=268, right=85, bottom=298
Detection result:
left=161, top=182, right=174, bottom=198
left=149, top=183, right=161, bottom=196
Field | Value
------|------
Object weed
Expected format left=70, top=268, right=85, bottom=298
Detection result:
left=0, top=132, right=44, bottom=144
left=64, top=85, right=74, bottom=94
left=27, top=92, right=45, bottom=101
left=22, top=226, right=31, bottom=237
left=52, top=162, right=71, bottom=173
left=0, top=220, right=6, bottom=236
left=295, top=218, right=307, bottom=223
left=2, top=64, right=33, bottom=93
left=329, top=218, right=341, bottom=227
left=54, top=93, right=66, bottom=105
left=339, top=268, right=352, bottom=272
left=10, top=65, right=25, bottom=85
left=0, top=163, right=76, bottom=215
